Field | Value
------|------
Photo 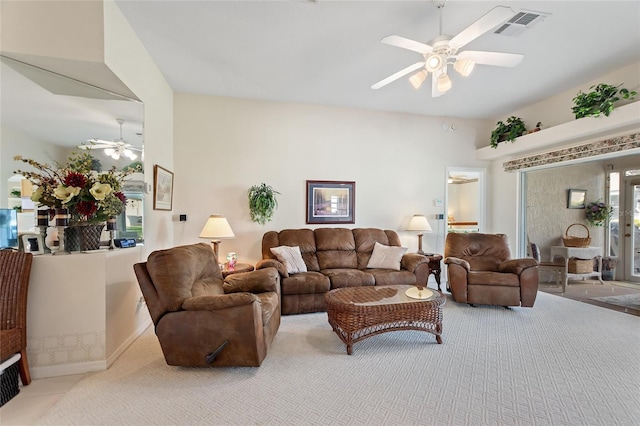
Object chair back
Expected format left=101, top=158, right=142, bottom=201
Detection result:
left=445, top=233, right=512, bottom=271
left=0, top=250, right=33, bottom=339
left=134, top=243, right=224, bottom=322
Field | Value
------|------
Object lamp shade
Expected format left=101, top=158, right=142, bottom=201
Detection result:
left=406, top=214, right=433, bottom=232
left=199, top=215, right=235, bottom=239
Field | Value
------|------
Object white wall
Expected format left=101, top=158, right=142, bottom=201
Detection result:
left=0, top=127, right=67, bottom=207
left=487, top=62, right=640, bottom=252
left=173, top=93, right=491, bottom=263
left=103, top=0, right=175, bottom=256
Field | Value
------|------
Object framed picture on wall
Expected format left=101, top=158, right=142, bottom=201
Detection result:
left=153, top=165, right=174, bottom=211
left=567, top=189, right=587, bottom=209
left=306, top=180, right=355, bottom=224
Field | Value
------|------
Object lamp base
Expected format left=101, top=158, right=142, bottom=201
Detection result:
left=405, top=287, right=433, bottom=300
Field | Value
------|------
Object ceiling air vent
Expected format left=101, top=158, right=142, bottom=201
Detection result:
left=494, top=10, right=550, bottom=37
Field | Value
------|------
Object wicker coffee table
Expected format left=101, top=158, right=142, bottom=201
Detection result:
left=325, top=285, right=445, bottom=354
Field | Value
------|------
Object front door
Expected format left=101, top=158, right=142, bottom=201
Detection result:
left=624, top=179, right=640, bottom=282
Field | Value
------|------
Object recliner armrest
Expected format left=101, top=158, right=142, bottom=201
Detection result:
left=182, top=293, right=259, bottom=311
left=223, top=267, right=280, bottom=294
left=256, top=258, right=289, bottom=278
left=498, top=258, right=538, bottom=275
left=401, top=253, right=429, bottom=273
left=444, top=257, right=470, bottom=271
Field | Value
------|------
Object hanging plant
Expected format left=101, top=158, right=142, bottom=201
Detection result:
left=585, top=200, right=613, bottom=227
left=248, top=183, right=279, bottom=225
left=572, top=83, right=637, bottom=119
left=490, top=116, right=527, bottom=149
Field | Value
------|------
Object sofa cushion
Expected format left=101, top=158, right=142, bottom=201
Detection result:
left=353, top=228, right=400, bottom=269
left=321, top=268, right=375, bottom=288
left=281, top=272, right=330, bottom=295
left=367, top=242, right=407, bottom=270
left=315, top=228, right=357, bottom=269
left=467, top=271, right=520, bottom=287
left=270, top=246, right=307, bottom=274
left=277, top=229, right=320, bottom=271
left=367, top=269, right=417, bottom=286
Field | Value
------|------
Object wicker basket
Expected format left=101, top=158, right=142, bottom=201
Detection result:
left=563, top=223, right=591, bottom=248
left=568, top=258, right=593, bottom=274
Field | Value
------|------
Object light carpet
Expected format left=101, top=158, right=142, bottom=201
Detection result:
left=37, top=292, right=640, bottom=426
left=590, top=293, right=640, bottom=311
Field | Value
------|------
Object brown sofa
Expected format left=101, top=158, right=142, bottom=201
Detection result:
left=444, top=232, right=539, bottom=307
left=256, top=228, right=430, bottom=315
left=134, top=243, right=281, bottom=367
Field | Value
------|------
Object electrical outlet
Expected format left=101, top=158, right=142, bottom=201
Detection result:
left=179, top=214, right=187, bottom=222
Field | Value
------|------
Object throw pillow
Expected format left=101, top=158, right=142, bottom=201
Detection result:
left=366, top=242, right=407, bottom=270
left=270, top=245, right=308, bottom=274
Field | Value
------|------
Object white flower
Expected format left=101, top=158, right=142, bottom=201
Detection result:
left=31, top=186, right=43, bottom=202
left=53, top=185, right=80, bottom=204
left=89, top=183, right=112, bottom=201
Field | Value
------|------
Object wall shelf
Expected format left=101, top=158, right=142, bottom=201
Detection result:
left=477, top=101, right=640, bottom=161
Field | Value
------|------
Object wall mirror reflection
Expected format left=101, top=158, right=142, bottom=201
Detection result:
left=0, top=55, right=144, bottom=248
left=445, top=168, right=485, bottom=233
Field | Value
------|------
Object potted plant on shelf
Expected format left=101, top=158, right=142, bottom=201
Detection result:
left=572, top=83, right=637, bottom=119
left=490, top=116, right=527, bottom=149
left=248, top=183, right=279, bottom=225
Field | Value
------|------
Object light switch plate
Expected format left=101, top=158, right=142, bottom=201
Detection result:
left=433, top=199, right=443, bottom=207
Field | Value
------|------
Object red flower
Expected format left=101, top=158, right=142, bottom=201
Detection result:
left=114, top=192, right=126, bottom=203
left=76, top=200, right=97, bottom=217
left=64, top=172, right=87, bottom=188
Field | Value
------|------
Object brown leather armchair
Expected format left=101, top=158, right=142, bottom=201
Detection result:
left=134, top=243, right=281, bottom=367
left=444, top=233, right=538, bottom=307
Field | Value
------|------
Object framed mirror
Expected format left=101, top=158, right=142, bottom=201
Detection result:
left=445, top=167, right=486, bottom=234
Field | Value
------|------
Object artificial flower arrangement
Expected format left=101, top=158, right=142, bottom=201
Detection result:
left=14, top=151, right=139, bottom=224
left=585, top=200, right=613, bottom=227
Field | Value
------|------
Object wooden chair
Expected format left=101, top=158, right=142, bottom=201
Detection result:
left=0, top=250, right=33, bottom=385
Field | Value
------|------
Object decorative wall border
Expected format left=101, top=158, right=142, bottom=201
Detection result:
left=503, top=132, right=640, bottom=172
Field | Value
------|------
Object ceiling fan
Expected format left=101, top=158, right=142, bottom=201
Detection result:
left=371, top=2, right=524, bottom=97
left=79, top=118, right=141, bottom=161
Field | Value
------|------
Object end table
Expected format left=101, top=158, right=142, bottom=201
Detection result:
left=221, top=262, right=254, bottom=278
left=424, top=253, right=443, bottom=291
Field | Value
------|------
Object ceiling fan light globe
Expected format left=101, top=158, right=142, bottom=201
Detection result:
left=104, top=148, right=115, bottom=156
left=124, top=149, right=137, bottom=160
left=454, top=58, right=475, bottom=77
left=437, top=73, right=452, bottom=92
left=409, top=70, right=427, bottom=89
left=425, top=54, right=443, bottom=72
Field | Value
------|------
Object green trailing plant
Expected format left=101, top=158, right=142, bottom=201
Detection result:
left=248, top=183, right=279, bottom=225
left=490, top=116, right=527, bottom=149
left=572, top=83, right=637, bottom=119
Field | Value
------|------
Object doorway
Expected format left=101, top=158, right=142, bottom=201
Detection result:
left=445, top=167, right=486, bottom=234
left=624, top=176, right=640, bottom=282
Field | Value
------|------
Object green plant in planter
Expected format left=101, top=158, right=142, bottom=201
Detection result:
left=248, top=183, right=279, bottom=225
left=490, top=116, right=527, bottom=149
left=572, top=83, right=637, bottom=119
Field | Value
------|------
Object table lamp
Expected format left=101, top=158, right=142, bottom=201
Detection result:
left=406, top=214, right=432, bottom=255
left=199, top=215, right=235, bottom=264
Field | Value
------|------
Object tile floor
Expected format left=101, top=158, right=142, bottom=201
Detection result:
left=2, top=280, right=638, bottom=425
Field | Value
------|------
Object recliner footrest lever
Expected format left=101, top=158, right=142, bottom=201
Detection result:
left=205, top=340, right=229, bottom=364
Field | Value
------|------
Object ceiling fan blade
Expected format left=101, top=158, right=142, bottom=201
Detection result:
left=431, top=66, right=447, bottom=98
left=371, top=61, right=425, bottom=90
left=381, top=35, right=433, bottom=55
left=449, top=6, right=514, bottom=50
left=458, top=50, right=523, bottom=67
left=79, top=143, right=114, bottom=150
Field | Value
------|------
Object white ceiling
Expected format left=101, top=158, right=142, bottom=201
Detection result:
left=2, top=1, right=639, bottom=150
left=115, top=0, right=640, bottom=119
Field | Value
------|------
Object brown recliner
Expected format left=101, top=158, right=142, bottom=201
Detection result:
left=134, top=243, right=281, bottom=367
left=444, top=233, right=538, bottom=307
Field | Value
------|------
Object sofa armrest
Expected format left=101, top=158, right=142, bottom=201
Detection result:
left=182, top=293, right=259, bottom=311
left=223, top=267, right=280, bottom=294
left=444, top=257, right=470, bottom=271
left=256, top=258, right=289, bottom=278
left=498, top=258, right=538, bottom=275
left=401, top=253, right=429, bottom=273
